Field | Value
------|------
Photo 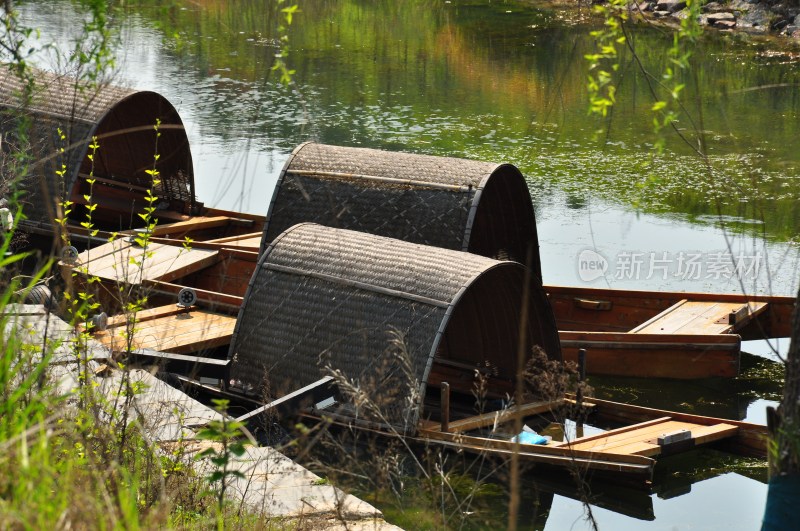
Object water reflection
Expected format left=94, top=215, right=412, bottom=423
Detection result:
left=21, top=0, right=800, bottom=238
left=541, top=472, right=766, bottom=530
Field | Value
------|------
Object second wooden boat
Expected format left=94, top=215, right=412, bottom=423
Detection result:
left=550, top=285, right=793, bottom=379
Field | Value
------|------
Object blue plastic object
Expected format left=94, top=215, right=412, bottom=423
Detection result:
left=512, top=431, right=548, bottom=445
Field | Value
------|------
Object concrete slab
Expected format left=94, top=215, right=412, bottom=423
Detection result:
left=11, top=304, right=400, bottom=529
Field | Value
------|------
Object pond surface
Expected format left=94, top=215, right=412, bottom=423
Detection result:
left=16, top=0, right=800, bottom=528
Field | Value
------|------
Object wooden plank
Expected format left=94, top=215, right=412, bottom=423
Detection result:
left=632, top=301, right=769, bottom=335
left=143, top=248, right=220, bottom=283
left=147, top=216, right=235, bottom=237
left=203, top=207, right=265, bottom=225
left=606, top=441, right=662, bottom=457
left=104, top=305, right=186, bottom=328
left=131, top=313, right=233, bottom=342
left=145, top=280, right=244, bottom=310
left=445, top=399, right=564, bottom=434
left=84, top=242, right=219, bottom=285
left=88, top=242, right=171, bottom=281
left=72, top=239, right=135, bottom=269
left=629, top=300, right=688, bottom=333
left=568, top=421, right=698, bottom=453
left=237, top=376, right=335, bottom=423
left=641, top=301, right=736, bottom=334
left=550, top=417, right=672, bottom=448
left=220, top=236, right=261, bottom=249
left=77, top=172, right=151, bottom=194
left=569, top=396, right=768, bottom=458
left=98, top=310, right=236, bottom=354
left=130, top=349, right=230, bottom=366
left=205, top=231, right=263, bottom=247
left=728, top=301, right=769, bottom=330
left=557, top=421, right=737, bottom=457
left=559, top=331, right=740, bottom=379
left=678, top=423, right=738, bottom=445
left=418, top=427, right=656, bottom=467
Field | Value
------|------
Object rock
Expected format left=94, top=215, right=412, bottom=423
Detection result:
left=773, top=18, right=790, bottom=30
left=738, top=3, right=773, bottom=28
left=707, top=12, right=736, bottom=23
left=728, top=0, right=755, bottom=10
left=784, top=24, right=798, bottom=34
left=653, top=9, right=673, bottom=17
left=703, top=1, right=725, bottom=12
left=637, top=1, right=652, bottom=12
left=715, top=19, right=738, bottom=28
left=655, top=0, right=687, bottom=12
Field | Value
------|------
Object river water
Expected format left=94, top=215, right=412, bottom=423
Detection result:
left=16, top=0, right=800, bottom=528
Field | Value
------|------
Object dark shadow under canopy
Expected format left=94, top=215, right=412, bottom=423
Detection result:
left=263, top=142, right=542, bottom=279
left=0, top=69, right=195, bottom=230
left=229, top=223, right=561, bottom=433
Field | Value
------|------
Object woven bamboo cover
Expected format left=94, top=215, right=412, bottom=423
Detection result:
left=263, top=143, right=540, bottom=275
left=230, top=223, right=560, bottom=433
left=0, top=69, right=194, bottom=227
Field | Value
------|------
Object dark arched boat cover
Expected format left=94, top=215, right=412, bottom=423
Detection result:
left=0, top=68, right=195, bottom=231
left=229, top=223, right=561, bottom=434
left=262, top=142, right=542, bottom=279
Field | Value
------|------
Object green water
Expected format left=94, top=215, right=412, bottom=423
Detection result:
left=16, top=0, right=800, bottom=528
left=118, top=0, right=800, bottom=240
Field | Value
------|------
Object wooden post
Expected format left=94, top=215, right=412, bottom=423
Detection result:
left=440, top=382, right=450, bottom=433
left=577, top=348, right=586, bottom=407
left=577, top=348, right=587, bottom=431
left=762, top=286, right=800, bottom=530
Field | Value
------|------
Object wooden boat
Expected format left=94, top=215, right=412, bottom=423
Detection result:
left=281, top=387, right=767, bottom=488
left=245, top=142, right=796, bottom=379
left=550, top=285, right=794, bottom=379
left=65, top=228, right=795, bottom=381
left=215, top=224, right=765, bottom=488
left=64, top=222, right=769, bottom=489
left=66, top=228, right=794, bottom=380
left=58, top=140, right=794, bottom=380
left=62, top=214, right=263, bottom=370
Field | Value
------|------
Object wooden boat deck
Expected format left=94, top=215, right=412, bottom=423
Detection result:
left=630, top=299, right=769, bottom=335
left=550, top=416, right=738, bottom=457
left=547, top=285, right=793, bottom=379
left=407, top=393, right=760, bottom=485
left=72, top=239, right=220, bottom=284
left=95, top=304, right=236, bottom=354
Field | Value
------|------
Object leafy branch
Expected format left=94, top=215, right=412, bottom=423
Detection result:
left=271, top=1, right=300, bottom=86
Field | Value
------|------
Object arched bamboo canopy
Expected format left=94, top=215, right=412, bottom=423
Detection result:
left=263, top=142, right=542, bottom=279
left=229, top=223, right=561, bottom=433
left=0, top=69, right=195, bottom=231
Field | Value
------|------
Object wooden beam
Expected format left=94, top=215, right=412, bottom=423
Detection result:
left=444, top=399, right=564, bottom=434
left=130, top=348, right=230, bottom=366
left=236, top=376, right=335, bottom=423
left=147, top=216, right=238, bottom=237
left=145, top=280, right=244, bottom=310
left=105, top=305, right=187, bottom=328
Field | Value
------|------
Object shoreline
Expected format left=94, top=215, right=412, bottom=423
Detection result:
left=626, top=0, right=800, bottom=40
